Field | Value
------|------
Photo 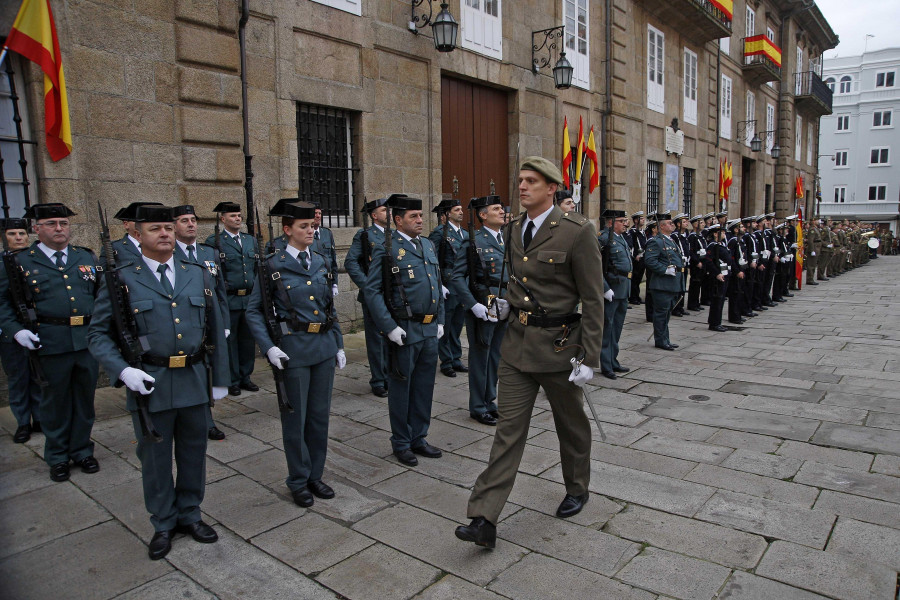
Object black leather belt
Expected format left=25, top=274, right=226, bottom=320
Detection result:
left=512, top=307, right=581, bottom=327
left=396, top=313, right=437, bottom=324
left=278, top=317, right=334, bottom=334
left=142, top=350, right=205, bottom=368
left=36, top=315, right=91, bottom=326
left=227, top=288, right=251, bottom=296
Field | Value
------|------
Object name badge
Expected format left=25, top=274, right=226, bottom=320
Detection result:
left=408, top=269, right=415, bottom=279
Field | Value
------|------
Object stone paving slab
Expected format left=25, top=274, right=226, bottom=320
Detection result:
left=867, top=411, right=900, bottom=431
left=504, top=472, right=623, bottom=527
left=794, top=461, right=900, bottom=503
left=705, top=429, right=782, bottom=453
left=811, top=421, right=900, bottom=456
left=719, top=382, right=825, bottom=403
left=637, top=417, right=720, bottom=441
left=871, top=453, right=900, bottom=477
left=203, top=473, right=300, bottom=539
left=775, top=440, right=875, bottom=470
left=630, top=433, right=733, bottom=464
left=826, top=517, right=900, bottom=571
left=590, top=440, right=699, bottom=478
left=615, top=547, right=732, bottom=600
left=716, top=571, right=832, bottom=600
left=316, top=542, right=440, bottom=600
left=755, top=540, right=897, bottom=600
left=736, top=395, right=868, bottom=425
left=719, top=448, right=803, bottom=479
left=412, top=574, right=509, bottom=600
left=112, top=572, right=218, bottom=600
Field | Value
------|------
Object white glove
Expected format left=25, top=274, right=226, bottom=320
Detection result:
left=495, top=298, right=510, bottom=320
left=568, top=358, right=594, bottom=387
left=224, top=329, right=231, bottom=338
left=603, top=289, right=614, bottom=302
left=791, top=243, right=799, bottom=249
left=119, top=367, right=155, bottom=394
left=388, top=326, right=406, bottom=346
left=470, top=303, right=490, bottom=321
left=697, top=249, right=707, bottom=257
left=827, top=244, right=833, bottom=248
left=811, top=252, right=816, bottom=256
left=266, top=346, right=289, bottom=370
left=212, top=386, right=228, bottom=401
left=332, top=284, right=339, bottom=297
left=442, top=285, right=450, bottom=299
left=436, top=324, right=444, bottom=338
left=336, top=349, right=346, bottom=370
left=14, top=329, right=40, bottom=350
left=665, top=266, right=676, bottom=276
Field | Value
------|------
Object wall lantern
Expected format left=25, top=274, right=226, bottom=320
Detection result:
left=409, top=1, right=459, bottom=53
left=532, top=26, right=573, bottom=90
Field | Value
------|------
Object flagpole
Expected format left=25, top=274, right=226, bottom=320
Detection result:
left=0, top=49, right=8, bottom=68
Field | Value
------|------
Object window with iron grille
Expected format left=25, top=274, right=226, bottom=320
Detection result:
left=296, top=103, right=358, bottom=228
left=682, top=167, right=694, bottom=215
left=647, top=160, right=660, bottom=214
left=0, top=54, right=38, bottom=220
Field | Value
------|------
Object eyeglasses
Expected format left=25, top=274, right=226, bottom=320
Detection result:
left=37, top=220, right=70, bottom=228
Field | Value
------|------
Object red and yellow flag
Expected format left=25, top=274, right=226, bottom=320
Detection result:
left=561, top=117, right=572, bottom=189
left=575, top=117, right=585, bottom=181
left=795, top=175, right=804, bottom=199
left=723, top=160, right=733, bottom=200
left=744, top=34, right=782, bottom=68
left=585, top=126, right=599, bottom=193
left=718, top=160, right=725, bottom=201
left=710, top=0, right=733, bottom=20
left=796, top=207, right=804, bottom=289
left=3, top=0, right=72, bottom=161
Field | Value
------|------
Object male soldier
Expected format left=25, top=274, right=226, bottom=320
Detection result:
left=643, top=220, right=658, bottom=322
left=670, top=214, right=691, bottom=317
left=725, top=219, right=751, bottom=323
left=599, top=209, right=632, bottom=379
left=716, top=211, right=728, bottom=229
left=455, top=157, right=604, bottom=548
left=783, top=214, right=799, bottom=292
left=703, top=224, right=732, bottom=331
left=429, top=198, right=468, bottom=377
left=804, top=220, right=820, bottom=285
left=173, top=205, right=229, bottom=440
left=818, top=219, right=833, bottom=280
left=757, top=215, right=777, bottom=308
left=555, top=189, right=577, bottom=213
left=644, top=212, right=685, bottom=350
left=627, top=211, right=647, bottom=305
left=206, top=202, right=259, bottom=396
left=0, top=204, right=101, bottom=482
left=101, top=202, right=164, bottom=261
left=742, top=216, right=766, bottom=311
left=449, top=196, right=507, bottom=425
left=246, top=201, right=345, bottom=508
left=344, top=198, right=390, bottom=397
left=365, top=194, right=444, bottom=466
left=310, top=203, right=339, bottom=297
left=88, top=205, right=229, bottom=560
left=1, top=217, right=42, bottom=442
left=686, top=215, right=707, bottom=312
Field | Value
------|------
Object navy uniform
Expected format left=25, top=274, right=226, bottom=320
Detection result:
left=760, top=214, right=778, bottom=306
left=627, top=211, right=647, bottom=304
left=741, top=217, right=764, bottom=312
left=205, top=202, right=258, bottom=394
left=643, top=213, right=685, bottom=350
left=428, top=199, right=469, bottom=376
left=448, top=196, right=507, bottom=425
left=686, top=215, right=707, bottom=311
left=726, top=220, right=751, bottom=323
left=599, top=210, right=633, bottom=379
left=173, top=204, right=230, bottom=440
left=344, top=198, right=389, bottom=396
left=1, top=217, right=43, bottom=442
left=245, top=201, right=344, bottom=507
left=0, top=204, right=100, bottom=482
left=671, top=215, right=691, bottom=317
left=702, top=225, right=733, bottom=331
left=88, top=205, right=229, bottom=560
left=364, top=194, right=444, bottom=465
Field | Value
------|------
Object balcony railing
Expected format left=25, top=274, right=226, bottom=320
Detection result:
left=819, top=201, right=899, bottom=218
left=638, top=0, right=732, bottom=44
left=794, top=71, right=833, bottom=116
left=741, top=38, right=781, bottom=85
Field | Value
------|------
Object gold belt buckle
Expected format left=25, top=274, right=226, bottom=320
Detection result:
left=168, top=355, right=187, bottom=368
left=307, top=323, right=322, bottom=333
left=70, top=316, right=84, bottom=326
left=422, top=314, right=434, bottom=324
left=627, top=272, right=632, bottom=279
left=519, top=311, right=529, bottom=325
left=237, top=289, right=247, bottom=296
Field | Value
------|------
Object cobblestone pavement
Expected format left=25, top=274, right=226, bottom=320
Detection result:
left=2, top=257, right=899, bottom=600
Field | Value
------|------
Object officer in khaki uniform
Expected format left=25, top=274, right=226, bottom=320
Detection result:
left=455, top=157, right=604, bottom=549
left=804, top=221, right=820, bottom=284
left=818, top=220, right=833, bottom=280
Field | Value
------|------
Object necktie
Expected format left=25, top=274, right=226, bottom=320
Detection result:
left=497, top=231, right=503, bottom=245
left=187, top=245, right=197, bottom=262
left=234, top=234, right=242, bottom=248
left=314, top=230, right=320, bottom=240
left=157, top=264, right=174, bottom=296
left=53, top=251, right=65, bottom=268
left=523, top=221, right=534, bottom=250
left=412, top=238, right=421, bottom=251
left=299, top=251, right=309, bottom=270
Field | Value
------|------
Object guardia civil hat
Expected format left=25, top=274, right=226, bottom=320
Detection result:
left=114, top=202, right=161, bottom=221
left=470, top=196, right=504, bottom=210
left=172, top=205, right=196, bottom=218
left=280, top=201, right=316, bottom=220
left=432, top=198, right=461, bottom=213
left=0, top=217, right=28, bottom=230
left=385, top=194, right=422, bottom=211
left=601, top=209, right=627, bottom=218
left=212, top=202, right=242, bottom=213
left=361, top=197, right=388, bottom=214
left=133, top=205, right=174, bottom=223
left=24, top=203, right=76, bottom=220
left=270, top=198, right=301, bottom=217
left=520, top=156, right=563, bottom=185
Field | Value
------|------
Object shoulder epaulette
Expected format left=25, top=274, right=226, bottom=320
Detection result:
left=561, top=211, right=589, bottom=226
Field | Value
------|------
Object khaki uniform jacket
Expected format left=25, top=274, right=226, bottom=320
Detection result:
left=805, top=226, right=821, bottom=256
left=501, top=206, right=605, bottom=371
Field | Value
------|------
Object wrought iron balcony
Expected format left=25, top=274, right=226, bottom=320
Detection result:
left=741, top=38, right=781, bottom=86
left=794, top=71, right=833, bottom=117
left=638, top=0, right=732, bottom=44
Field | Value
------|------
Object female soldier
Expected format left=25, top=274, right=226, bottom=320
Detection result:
left=245, top=202, right=345, bottom=508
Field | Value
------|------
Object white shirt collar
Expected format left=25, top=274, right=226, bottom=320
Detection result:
left=176, top=239, right=197, bottom=255
left=141, top=254, right=176, bottom=284
left=373, top=224, right=384, bottom=233
left=483, top=226, right=501, bottom=241
left=37, top=243, right=68, bottom=261
left=449, top=222, right=461, bottom=234
left=396, top=230, right=419, bottom=244
left=523, top=204, right=555, bottom=239
left=284, top=244, right=309, bottom=261
left=128, top=234, right=141, bottom=249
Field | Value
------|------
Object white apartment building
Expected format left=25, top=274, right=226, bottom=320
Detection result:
left=819, top=47, right=900, bottom=233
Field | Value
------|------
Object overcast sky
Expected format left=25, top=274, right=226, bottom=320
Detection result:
left=816, top=0, right=900, bottom=58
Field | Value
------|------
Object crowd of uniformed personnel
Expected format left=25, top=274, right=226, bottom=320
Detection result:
left=0, top=155, right=893, bottom=558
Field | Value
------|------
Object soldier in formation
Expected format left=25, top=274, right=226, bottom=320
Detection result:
left=429, top=199, right=468, bottom=378
left=599, top=209, right=632, bottom=379
left=627, top=211, right=647, bottom=305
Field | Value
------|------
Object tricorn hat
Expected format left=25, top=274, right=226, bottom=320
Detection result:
left=212, top=202, right=242, bottom=213
left=172, top=205, right=196, bottom=218
left=361, top=197, right=388, bottom=214
left=432, top=198, right=462, bottom=213
left=385, top=194, right=422, bottom=211
left=280, top=201, right=316, bottom=220
left=133, top=205, right=174, bottom=223
left=601, top=209, right=627, bottom=219
left=270, top=198, right=301, bottom=217
left=114, top=202, right=162, bottom=221
left=470, top=196, right=504, bottom=211
left=0, top=217, right=28, bottom=230
left=24, top=203, right=76, bottom=220
left=654, top=212, right=672, bottom=222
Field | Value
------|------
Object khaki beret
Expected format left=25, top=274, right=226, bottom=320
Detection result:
left=520, top=156, right=563, bottom=185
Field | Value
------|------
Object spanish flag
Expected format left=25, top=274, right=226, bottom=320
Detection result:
left=710, top=0, right=733, bottom=20
left=723, top=160, right=733, bottom=201
left=795, top=175, right=804, bottom=199
left=561, top=117, right=572, bottom=189
left=744, top=34, right=782, bottom=68
left=796, top=207, right=804, bottom=289
left=585, top=126, right=599, bottom=193
left=575, top=117, right=585, bottom=182
left=3, top=0, right=72, bottom=161
left=718, top=160, right=725, bottom=202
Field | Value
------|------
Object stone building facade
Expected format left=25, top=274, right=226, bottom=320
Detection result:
left=1, top=0, right=836, bottom=326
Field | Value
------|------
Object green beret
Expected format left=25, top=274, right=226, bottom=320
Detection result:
left=520, top=156, right=563, bottom=185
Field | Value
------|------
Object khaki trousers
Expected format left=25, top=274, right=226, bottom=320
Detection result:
left=467, top=359, right=592, bottom=524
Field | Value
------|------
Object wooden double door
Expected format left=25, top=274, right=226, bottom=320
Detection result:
left=441, top=76, right=509, bottom=228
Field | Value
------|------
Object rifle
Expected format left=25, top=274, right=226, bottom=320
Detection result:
left=465, top=200, right=492, bottom=348
left=498, top=143, right=519, bottom=303
left=382, top=200, right=409, bottom=380
left=266, top=211, right=276, bottom=254
left=213, top=218, right=231, bottom=293
left=1, top=238, right=47, bottom=388
left=254, top=208, right=293, bottom=413
left=97, top=203, right=160, bottom=443
left=358, top=197, right=371, bottom=276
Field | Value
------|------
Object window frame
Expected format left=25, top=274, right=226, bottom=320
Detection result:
left=839, top=76, right=852, bottom=94
left=683, top=167, right=694, bottom=216
left=647, top=160, right=661, bottom=214
left=765, top=103, right=775, bottom=154
left=683, top=47, right=698, bottom=125
left=833, top=186, right=846, bottom=203
left=795, top=115, right=802, bottom=161
left=834, top=150, right=848, bottom=167
left=875, top=71, right=896, bottom=88
left=868, top=184, right=887, bottom=201
left=563, top=0, right=589, bottom=89
left=836, top=114, right=850, bottom=132
left=310, top=0, right=361, bottom=16
left=873, top=110, right=893, bottom=128
left=869, top=146, right=890, bottom=166
left=647, top=25, right=665, bottom=113
left=460, top=0, right=503, bottom=60
left=720, top=74, right=733, bottom=139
